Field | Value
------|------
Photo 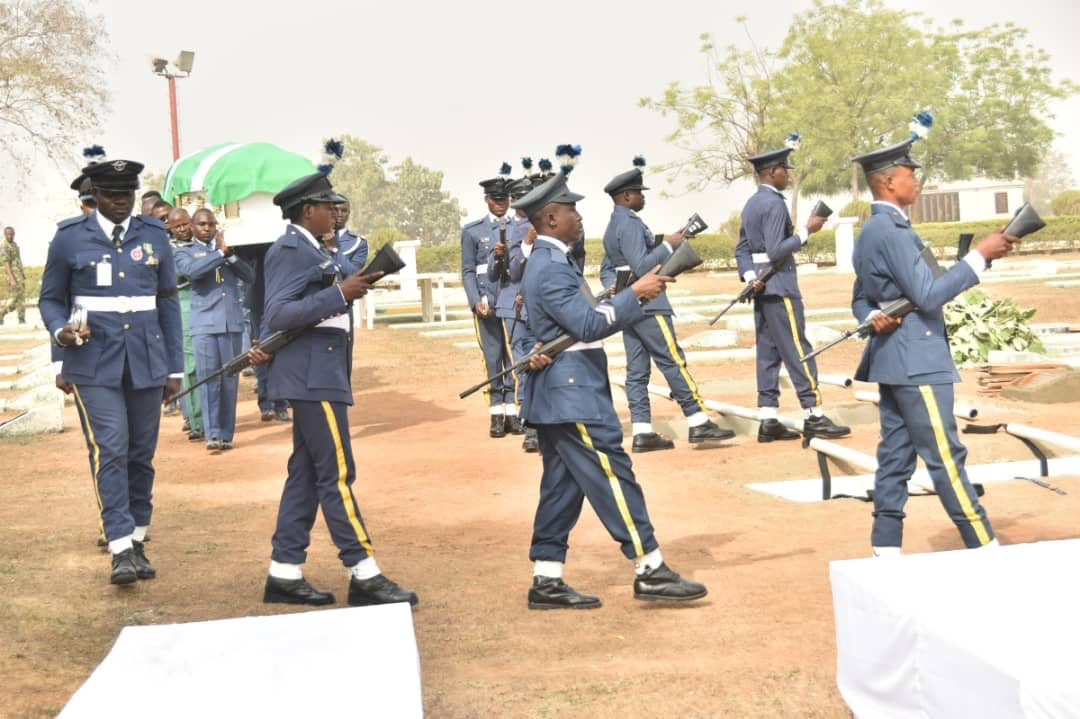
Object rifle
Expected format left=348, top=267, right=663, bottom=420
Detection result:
left=708, top=200, right=833, bottom=326
left=492, top=216, right=510, bottom=284
left=459, top=239, right=703, bottom=399
left=800, top=203, right=1046, bottom=363
left=165, top=243, right=406, bottom=404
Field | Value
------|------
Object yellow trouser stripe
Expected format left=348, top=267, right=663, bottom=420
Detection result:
left=472, top=315, right=492, bottom=406
left=72, top=386, right=106, bottom=536
left=654, top=315, right=706, bottom=411
left=575, top=423, right=644, bottom=557
left=320, top=401, right=373, bottom=554
left=918, top=386, right=991, bottom=545
left=782, top=297, right=822, bottom=405
left=501, top=319, right=520, bottom=407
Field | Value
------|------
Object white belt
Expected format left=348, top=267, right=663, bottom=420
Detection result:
left=751, top=253, right=770, bottom=264
left=563, top=340, right=603, bottom=353
left=475, top=263, right=488, bottom=273
left=73, top=295, right=156, bottom=313
left=315, top=315, right=350, bottom=331
left=615, top=264, right=630, bottom=271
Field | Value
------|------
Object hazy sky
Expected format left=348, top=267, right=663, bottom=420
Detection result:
left=4, top=0, right=1079, bottom=265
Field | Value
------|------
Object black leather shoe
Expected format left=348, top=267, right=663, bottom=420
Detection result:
left=758, top=419, right=801, bottom=443
left=348, top=574, right=419, bottom=607
left=631, top=432, right=675, bottom=453
left=110, top=549, right=137, bottom=585
left=263, top=576, right=336, bottom=606
left=274, top=409, right=291, bottom=423
left=188, top=429, right=203, bottom=441
left=261, top=410, right=274, bottom=422
left=688, top=419, right=736, bottom=443
left=522, top=427, right=539, bottom=453
left=803, top=414, right=851, bottom=439
left=507, top=416, right=525, bottom=435
left=489, top=414, right=507, bottom=438
left=133, top=540, right=156, bottom=580
left=527, top=576, right=602, bottom=610
left=220, top=440, right=234, bottom=450
left=633, top=563, right=707, bottom=602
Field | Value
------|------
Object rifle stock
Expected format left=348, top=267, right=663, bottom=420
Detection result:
left=708, top=262, right=780, bottom=325
left=799, top=296, right=914, bottom=363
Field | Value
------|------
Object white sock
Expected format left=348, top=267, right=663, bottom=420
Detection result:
left=634, top=548, right=664, bottom=575
left=759, top=407, right=778, bottom=420
left=505, top=405, right=519, bottom=417
left=109, top=536, right=133, bottom=555
left=687, top=411, right=709, bottom=428
left=872, top=546, right=902, bottom=558
left=533, top=560, right=564, bottom=578
left=976, top=538, right=1001, bottom=549
left=269, top=560, right=303, bottom=580
left=632, top=422, right=653, bottom=436
left=805, top=407, right=824, bottom=418
left=489, top=406, right=505, bottom=416
left=132, top=525, right=148, bottom=542
left=348, top=556, right=381, bottom=580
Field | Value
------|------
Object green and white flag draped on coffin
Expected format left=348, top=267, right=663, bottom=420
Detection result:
left=162, top=142, right=317, bottom=206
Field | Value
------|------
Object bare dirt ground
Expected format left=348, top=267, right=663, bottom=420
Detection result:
left=2, top=256, right=1079, bottom=718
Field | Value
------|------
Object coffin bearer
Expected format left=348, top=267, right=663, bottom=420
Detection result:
left=516, top=150, right=707, bottom=609
left=462, top=163, right=516, bottom=437
left=175, top=209, right=254, bottom=450
left=38, top=157, right=184, bottom=585
left=600, top=157, right=734, bottom=452
left=166, top=208, right=205, bottom=441
left=255, top=171, right=417, bottom=608
left=851, top=135, right=1016, bottom=555
left=736, top=135, right=850, bottom=442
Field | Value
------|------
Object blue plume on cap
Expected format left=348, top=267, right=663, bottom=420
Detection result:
left=633, top=155, right=646, bottom=168
left=785, top=131, right=801, bottom=151
left=317, top=164, right=334, bottom=174
left=909, top=111, right=933, bottom=141
left=538, top=158, right=552, bottom=172
left=499, top=162, right=512, bottom=176
left=324, top=138, right=345, bottom=159
left=82, top=145, right=107, bottom=163
left=555, top=144, right=582, bottom=175
left=521, top=157, right=533, bottom=171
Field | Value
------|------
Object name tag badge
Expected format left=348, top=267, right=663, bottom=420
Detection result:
left=96, top=258, right=112, bottom=287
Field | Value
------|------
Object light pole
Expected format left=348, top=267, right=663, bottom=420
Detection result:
left=152, top=51, right=195, bottom=161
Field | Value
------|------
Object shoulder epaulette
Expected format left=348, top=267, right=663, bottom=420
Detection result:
left=56, top=215, right=87, bottom=229
left=463, top=217, right=485, bottom=229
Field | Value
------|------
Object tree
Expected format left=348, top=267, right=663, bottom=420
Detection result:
left=0, top=0, right=111, bottom=171
left=322, top=134, right=397, bottom=233
left=1028, top=149, right=1075, bottom=215
left=389, top=158, right=465, bottom=246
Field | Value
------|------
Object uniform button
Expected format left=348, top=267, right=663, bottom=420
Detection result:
left=222, top=291, right=226, bottom=297
left=118, top=271, right=125, bottom=279
left=328, top=346, right=334, bottom=352
left=123, top=323, right=130, bottom=330
left=926, top=330, right=932, bottom=336
left=568, top=378, right=574, bottom=384
left=117, top=248, right=123, bottom=254
left=90, top=261, right=97, bottom=267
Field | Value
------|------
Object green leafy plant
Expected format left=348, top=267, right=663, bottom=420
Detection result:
left=944, top=289, right=1044, bottom=366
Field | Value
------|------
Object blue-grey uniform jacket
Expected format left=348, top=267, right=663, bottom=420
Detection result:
left=174, top=236, right=255, bottom=335
left=461, top=214, right=509, bottom=309
left=851, top=203, right=979, bottom=385
left=522, top=237, right=646, bottom=425
left=39, top=213, right=183, bottom=389
left=599, top=205, right=673, bottom=315
left=337, top=229, right=369, bottom=270
left=262, top=225, right=354, bottom=405
left=735, top=185, right=803, bottom=298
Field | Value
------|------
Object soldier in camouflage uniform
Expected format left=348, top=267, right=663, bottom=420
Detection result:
left=2, top=226, right=25, bottom=324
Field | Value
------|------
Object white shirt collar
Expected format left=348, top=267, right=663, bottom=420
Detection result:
left=761, top=183, right=784, bottom=196
left=488, top=212, right=509, bottom=226
left=871, top=200, right=909, bottom=220
left=537, top=235, right=570, bottom=254
left=94, top=211, right=132, bottom=242
left=194, top=233, right=216, bottom=251
left=290, top=223, right=322, bottom=251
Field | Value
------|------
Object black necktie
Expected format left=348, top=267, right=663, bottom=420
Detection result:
left=111, top=225, right=124, bottom=248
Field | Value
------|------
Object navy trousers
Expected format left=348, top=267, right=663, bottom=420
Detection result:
left=271, top=399, right=374, bottom=566
left=72, top=370, right=161, bottom=541
left=754, top=295, right=822, bottom=409
left=872, top=383, right=995, bottom=549
left=500, top=316, right=534, bottom=408
left=622, top=313, right=707, bottom=424
left=472, top=313, right=513, bottom=406
left=193, top=332, right=243, bottom=442
left=530, top=421, right=658, bottom=562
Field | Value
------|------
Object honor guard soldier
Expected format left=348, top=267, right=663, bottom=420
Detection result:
left=255, top=171, right=417, bottom=608
left=736, top=137, right=850, bottom=442
left=462, top=163, right=516, bottom=437
left=38, top=157, right=183, bottom=585
left=175, top=209, right=255, bottom=450
left=515, top=150, right=707, bottom=610
left=600, top=156, right=734, bottom=452
left=851, top=135, right=1016, bottom=556
left=331, top=196, right=369, bottom=269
